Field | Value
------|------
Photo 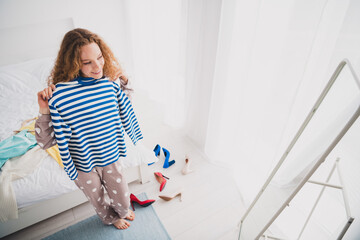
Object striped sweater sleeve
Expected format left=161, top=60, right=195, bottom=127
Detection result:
left=49, top=104, right=78, bottom=180
left=116, top=87, right=143, bottom=145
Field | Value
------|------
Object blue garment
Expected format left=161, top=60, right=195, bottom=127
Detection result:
left=48, top=76, right=143, bottom=180
left=0, top=130, right=37, bottom=169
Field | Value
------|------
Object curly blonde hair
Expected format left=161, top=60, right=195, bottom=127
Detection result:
left=49, top=28, right=130, bottom=91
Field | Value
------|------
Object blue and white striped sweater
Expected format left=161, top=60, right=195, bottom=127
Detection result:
left=48, top=76, right=143, bottom=180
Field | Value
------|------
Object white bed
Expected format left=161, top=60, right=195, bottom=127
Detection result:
left=0, top=18, right=156, bottom=237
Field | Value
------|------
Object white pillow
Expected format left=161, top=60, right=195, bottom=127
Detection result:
left=0, top=57, right=55, bottom=141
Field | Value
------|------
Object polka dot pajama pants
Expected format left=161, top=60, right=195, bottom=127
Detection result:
left=74, top=161, right=130, bottom=225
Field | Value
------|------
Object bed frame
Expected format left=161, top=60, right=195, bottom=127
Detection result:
left=0, top=18, right=151, bottom=238
left=0, top=164, right=150, bottom=238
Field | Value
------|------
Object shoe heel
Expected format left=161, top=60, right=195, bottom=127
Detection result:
left=162, top=147, right=169, bottom=158
left=131, top=201, right=135, bottom=211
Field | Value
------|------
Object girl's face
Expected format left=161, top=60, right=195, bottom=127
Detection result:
left=80, top=42, right=105, bottom=79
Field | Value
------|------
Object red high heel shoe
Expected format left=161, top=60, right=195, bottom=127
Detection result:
left=154, top=172, right=169, bottom=192
left=130, top=193, right=155, bottom=211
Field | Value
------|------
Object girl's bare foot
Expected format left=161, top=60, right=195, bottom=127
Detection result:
left=125, top=209, right=135, bottom=221
left=113, top=219, right=130, bottom=229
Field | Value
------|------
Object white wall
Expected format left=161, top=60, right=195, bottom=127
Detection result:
left=0, top=0, right=131, bottom=70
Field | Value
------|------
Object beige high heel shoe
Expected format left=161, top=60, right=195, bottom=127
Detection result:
left=159, top=190, right=183, bottom=202
left=181, top=156, right=194, bottom=175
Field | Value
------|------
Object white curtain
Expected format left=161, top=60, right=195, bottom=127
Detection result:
left=120, top=0, right=188, bottom=128
left=120, top=0, right=360, bottom=238
left=203, top=0, right=360, bottom=238
left=207, top=0, right=350, bottom=204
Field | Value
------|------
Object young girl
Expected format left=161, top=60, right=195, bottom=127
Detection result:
left=35, top=28, right=142, bottom=230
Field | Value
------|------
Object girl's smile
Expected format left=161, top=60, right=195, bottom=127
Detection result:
left=80, top=42, right=104, bottom=79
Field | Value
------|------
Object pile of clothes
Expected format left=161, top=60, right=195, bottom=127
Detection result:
left=0, top=118, right=61, bottom=222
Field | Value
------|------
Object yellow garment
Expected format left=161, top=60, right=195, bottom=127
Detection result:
left=18, top=117, right=37, bottom=133
left=18, top=118, right=64, bottom=168
left=45, top=145, right=63, bottom=168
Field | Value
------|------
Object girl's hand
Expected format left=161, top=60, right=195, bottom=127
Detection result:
left=110, top=69, right=127, bottom=82
left=37, top=84, right=56, bottom=114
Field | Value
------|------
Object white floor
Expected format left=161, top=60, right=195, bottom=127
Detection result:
left=2, top=93, right=246, bottom=240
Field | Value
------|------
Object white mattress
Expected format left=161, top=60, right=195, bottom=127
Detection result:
left=12, top=135, right=157, bottom=208
left=12, top=153, right=77, bottom=209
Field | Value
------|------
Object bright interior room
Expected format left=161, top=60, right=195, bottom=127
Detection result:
left=0, top=0, right=360, bottom=240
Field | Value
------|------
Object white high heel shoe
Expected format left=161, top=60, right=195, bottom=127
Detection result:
left=181, top=156, right=194, bottom=175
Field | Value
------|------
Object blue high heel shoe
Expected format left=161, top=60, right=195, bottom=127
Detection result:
left=153, top=144, right=161, bottom=157
left=162, top=147, right=175, bottom=168
left=148, top=144, right=161, bottom=166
